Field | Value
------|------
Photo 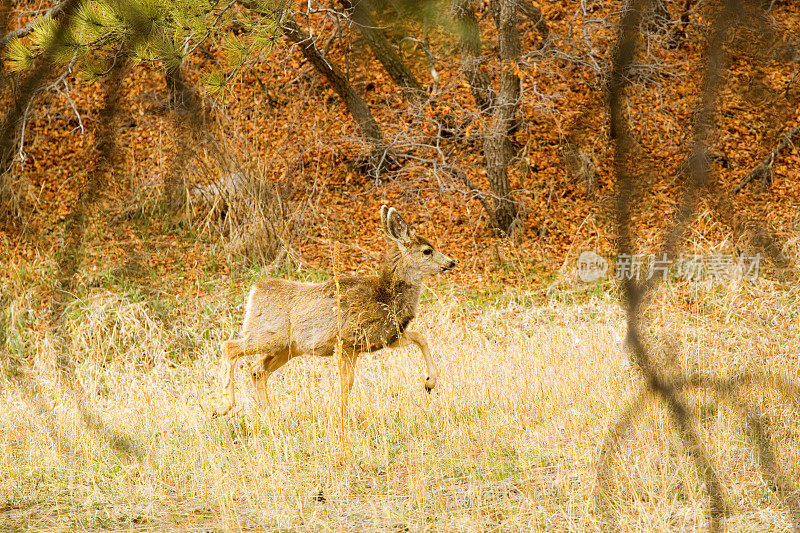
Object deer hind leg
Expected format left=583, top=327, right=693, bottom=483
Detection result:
left=212, top=332, right=284, bottom=418
left=212, top=338, right=244, bottom=417
left=251, top=366, right=269, bottom=409
left=250, top=349, right=290, bottom=410
left=397, top=330, right=438, bottom=392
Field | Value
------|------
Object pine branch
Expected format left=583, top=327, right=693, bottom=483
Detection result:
left=0, top=0, right=71, bottom=50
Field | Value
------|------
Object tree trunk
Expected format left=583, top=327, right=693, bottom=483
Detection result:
left=237, top=0, right=390, bottom=168
left=452, top=0, right=494, bottom=112
left=483, top=0, right=521, bottom=236
left=341, top=0, right=426, bottom=103
left=517, top=0, right=550, bottom=46
left=162, top=64, right=200, bottom=211
left=279, top=17, right=389, bottom=157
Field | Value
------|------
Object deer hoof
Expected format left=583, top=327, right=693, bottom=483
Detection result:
left=424, top=378, right=436, bottom=393
left=211, top=402, right=231, bottom=419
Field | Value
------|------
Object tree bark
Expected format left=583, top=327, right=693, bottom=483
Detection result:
left=483, top=0, right=521, bottom=236
left=341, top=0, right=426, bottom=103
left=452, top=0, right=494, bottom=112
left=163, top=64, right=197, bottom=211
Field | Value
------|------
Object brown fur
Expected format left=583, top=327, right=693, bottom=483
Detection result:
left=211, top=206, right=455, bottom=418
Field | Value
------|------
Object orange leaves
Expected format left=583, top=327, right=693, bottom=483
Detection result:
left=3, top=0, right=800, bottom=289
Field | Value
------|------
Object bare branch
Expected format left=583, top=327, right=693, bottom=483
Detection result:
left=733, top=125, right=800, bottom=194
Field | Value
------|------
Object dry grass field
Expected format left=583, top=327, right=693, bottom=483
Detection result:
left=2, top=240, right=800, bottom=531
left=3, top=0, right=800, bottom=529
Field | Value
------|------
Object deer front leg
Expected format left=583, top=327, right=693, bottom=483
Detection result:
left=395, top=330, right=438, bottom=392
left=250, top=350, right=290, bottom=410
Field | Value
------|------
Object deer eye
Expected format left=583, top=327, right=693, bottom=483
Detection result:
left=422, top=248, right=433, bottom=256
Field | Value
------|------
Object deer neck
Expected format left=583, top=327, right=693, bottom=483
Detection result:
left=379, top=247, right=423, bottom=320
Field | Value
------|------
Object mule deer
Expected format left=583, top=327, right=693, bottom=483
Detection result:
left=211, top=205, right=456, bottom=418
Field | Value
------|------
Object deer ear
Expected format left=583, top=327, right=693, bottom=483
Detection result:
left=383, top=207, right=409, bottom=244
left=380, top=205, right=389, bottom=230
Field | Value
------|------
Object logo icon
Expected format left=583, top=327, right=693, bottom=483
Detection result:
left=577, top=251, right=608, bottom=282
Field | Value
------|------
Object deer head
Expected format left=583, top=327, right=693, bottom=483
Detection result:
left=380, top=205, right=456, bottom=283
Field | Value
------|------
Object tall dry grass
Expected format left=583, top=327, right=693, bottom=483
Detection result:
left=1, top=248, right=799, bottom=531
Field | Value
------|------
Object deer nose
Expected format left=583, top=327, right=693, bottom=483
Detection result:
left=446, top=260, right=456, bottom=270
